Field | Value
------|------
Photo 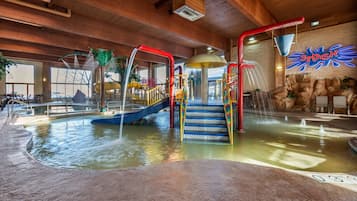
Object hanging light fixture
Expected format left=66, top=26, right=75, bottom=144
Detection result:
left=185, top=53, right=227, bottom=68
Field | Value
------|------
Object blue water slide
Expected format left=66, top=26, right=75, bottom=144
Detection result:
left=91, top=98, right=169, bottom=125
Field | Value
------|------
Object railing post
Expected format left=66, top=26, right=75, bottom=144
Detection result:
left=7, top=102, right=10, bottom=117
left=146, top=90, right=149, bottom=106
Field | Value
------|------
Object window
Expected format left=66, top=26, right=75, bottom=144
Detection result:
left=51, top=67, right=92, bottom=99
left=138, top=68, right=148, bottom=84
left=6, top=64, right=34, bottom=100
left=155, top=65, right=167, bottom=84
left=104, top=71, right=120, bottom=82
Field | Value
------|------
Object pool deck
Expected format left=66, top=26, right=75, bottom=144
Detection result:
left=1, top=111, right=357, bottom=201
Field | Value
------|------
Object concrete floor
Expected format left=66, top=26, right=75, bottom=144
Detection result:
left=1, top=112, right=357, bottom=201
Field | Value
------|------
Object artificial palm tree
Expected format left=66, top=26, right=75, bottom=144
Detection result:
left=105, top=56, right=141, bottom=100
left=0, top=52, right=14, bottom=80
left=92, top=48, right=113, bottom=111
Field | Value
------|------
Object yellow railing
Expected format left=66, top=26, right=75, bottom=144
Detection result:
left=128, top=85, right=167, bottom=106
left=145, top=85, right=167, bottom=106
left=179, top=88, right=187, bottom=142
left=227, top=72, right=238, bottom=103
left=222, top=73, right=234, bottom=144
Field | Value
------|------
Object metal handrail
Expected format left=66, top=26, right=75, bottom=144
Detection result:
left=44, top=102, right=98, bottom=116
left=179, top=86, right=188, bottom=142
left=106, top=101, right=122, bottom=111
left=7, top=99, right=33, bottom=118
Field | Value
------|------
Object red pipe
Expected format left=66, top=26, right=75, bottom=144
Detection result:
left=237, top=17, right=305, bottom=132
left=137, top=45, right=175, bottom=128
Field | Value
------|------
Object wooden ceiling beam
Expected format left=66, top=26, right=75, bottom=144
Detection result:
left=53, top=0, right=228, bottom=50
left=2, top=50, right=64, bottom=64
left=0, top=38, right=76, bottom=58
left=2, top=50, right=153, bottom=69
left=227, top=0, right=277, bottom=27
left=0, top=20, right=172, bottom=64
left=0, top=1, right=193, bottom=58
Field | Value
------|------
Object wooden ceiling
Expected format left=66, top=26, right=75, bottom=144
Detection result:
left=0, top=0, right=356, bottom=64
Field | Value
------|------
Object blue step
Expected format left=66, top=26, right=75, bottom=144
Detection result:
left=186, top=116, right=225, bottom=120
left=186, top=105, right=223, bottom=111
left=186, top=109, right=223, bottom=113
left=187, top=104, right=223, bottom=106
left=186, top=112, right=224, bottom=118
left=184, top=131, right=229, bottom=141
left=185, top=118, right=226, bottom=124
left=185, top=126, right=227, bottom=132
left=185, top=123, right=226, bottom=127
left=184, top=130, right=228, bottom=136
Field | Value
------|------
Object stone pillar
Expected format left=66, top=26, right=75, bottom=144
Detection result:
left=201, top=67, right=208, bottom=104
left=100, top=66, right=105, bottom=111
left=42, top=63, right=51, bottom=102
left=0, top=76, right=5, bottom=96
left=151, top=63, right=157, bottom=86
left=274, top=48, right=286, bottom=88
left=34, top=62, right=43, bottom=98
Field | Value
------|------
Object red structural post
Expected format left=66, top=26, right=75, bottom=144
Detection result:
left=137, top=45, right=175, bottom=128
left=236, top=17, right=305, bottom=132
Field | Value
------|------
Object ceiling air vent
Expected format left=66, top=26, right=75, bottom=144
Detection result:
left=173, top=0, right=205, bottom=21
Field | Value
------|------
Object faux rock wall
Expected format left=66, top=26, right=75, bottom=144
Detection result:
left=272, top=74, right=357, bottom=114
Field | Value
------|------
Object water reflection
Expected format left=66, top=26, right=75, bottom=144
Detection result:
left=27, top=112, right=357, bottom=172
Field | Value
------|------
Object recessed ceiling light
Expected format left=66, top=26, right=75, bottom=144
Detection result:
left=311, top=20, right=320, bottom=27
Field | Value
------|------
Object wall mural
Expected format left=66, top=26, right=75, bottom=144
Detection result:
left=287, top=44, right=357, bottom=72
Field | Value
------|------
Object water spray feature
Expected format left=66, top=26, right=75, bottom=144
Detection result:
left=284, top=115, right=288, bottom=121
left=300, top=118, right=306, bottom=127
left=119, top=48, right=138, bottom=140
left=244, top=60, right=275, bottom=117
left=235, top=17, right=305, bottom=131
left=320, top=125, right=325, bottom=134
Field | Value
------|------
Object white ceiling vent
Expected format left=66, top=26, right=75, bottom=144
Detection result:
left=172, top=0, right=205, bottom=21
left=174, top=5, right=204, bottom=21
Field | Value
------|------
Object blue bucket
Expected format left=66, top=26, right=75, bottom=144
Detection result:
left=274, top=34, right=295, bottom=56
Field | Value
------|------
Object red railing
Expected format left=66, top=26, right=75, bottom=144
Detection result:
left=136, top=45, right=175, bottom=128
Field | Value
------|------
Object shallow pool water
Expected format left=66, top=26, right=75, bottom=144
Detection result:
left=27, top=112, right=357, bottom=172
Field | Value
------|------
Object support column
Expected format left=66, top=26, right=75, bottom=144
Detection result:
left=100, top=66, right=105, bottom=111
left=0, top=74, right=5, bottom=96
left=42, top=62, right=51, bottom=102
left=274, top=48, right=285, bottom=88
left=150, top=63, right=157, bottom=87
left=201, top=67, right=208, bottom=104
left=34, top=62, right=43, bottom=101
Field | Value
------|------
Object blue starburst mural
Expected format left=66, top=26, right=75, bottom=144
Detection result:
left=287, top=44, right=357, bottom=72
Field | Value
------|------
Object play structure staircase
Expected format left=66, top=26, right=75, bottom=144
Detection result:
left=179, top=73, right=234, bottom=144
left=183, top=104, right=229, bottom=142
